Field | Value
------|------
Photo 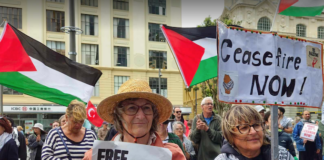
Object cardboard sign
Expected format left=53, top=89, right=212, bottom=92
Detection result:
left=217, top=22, right=324, bottom=108
left=92, top=140, right=172, bottom=160
left=300, top=123, right=318, bottom=141
left=25, top=120, right=34, bottom=134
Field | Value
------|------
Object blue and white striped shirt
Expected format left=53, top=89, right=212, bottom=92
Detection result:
left=41, top=127, right=97, bottom=160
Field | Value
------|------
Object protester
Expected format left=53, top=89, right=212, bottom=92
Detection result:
left=0, top=117, right=18, bottom=160
left=17, top=125, right=24, bottom=135
left=7, top=117, right=26, bottom=160
left=59, top=114, right=66, bottom=126
left=215, top=105, right=294, bottom=160
left=28, top=123, right=46, bottom=160
left=157, top=120, right=185, bottom=154
left=98, top=121, right=109, bottom=140
left=293, top=110, right=321, bottom=160
left=190, top=97, right=222, bottom=160
left=84, top=79, right=186, bottom=160
left=42, top=100, right=97, bottom=159
left=167, top=106, right=190, bottom=136
left=173, top=121, right=196, bottom=160
left=278, top=107, right=293, bottom=134
left=52, top=120, right=59, bottom=129
left=254, top=105, right=266, bottom=118
left=104, top=125, right=118, bottom=141
left=317, top=119, right=324, bottom=160
left=264, top=111, right=297, bottom=159
left=315, top=119, right=323, bottom=160
left=295, top=116, right=301, bottom=125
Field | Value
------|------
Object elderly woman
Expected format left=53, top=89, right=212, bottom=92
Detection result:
left=173, top=121, right=196, bottom=160
left=0, top=117, right=18, bottom=160
left=83, top=79, right=185, bottom=160
left=215, top=105, right=294, bottom=160
left=42, top=100, right=97, bottom=160
left=59, top=114, right=66, bottom=126
left=28, top=123, right=46, bottom=160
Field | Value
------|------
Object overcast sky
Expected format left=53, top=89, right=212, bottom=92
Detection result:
left=181, top=0, right=225, bottom=27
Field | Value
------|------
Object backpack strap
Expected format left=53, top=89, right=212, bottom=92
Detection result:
left=55, top=127, right=71, bottom=160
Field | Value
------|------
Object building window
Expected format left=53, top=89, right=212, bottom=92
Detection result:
left=149, top=77, right=167, bottom=97
left=81, top=14, right=98, bottom=36
left=114, top=76, right=129, bottom=94
left=92, top=82, right=99, bottom=96
left=3, top=86, right=22, bottom=95
left=81, top=0, right=98, bottom=7
left=318, top=27, right=324, bottom=39
left=148, top=0, right=166, bottom=15
left=296, top=24, right=306, bottom=37
left=149, top=50, right=167, bottom=69
left=113, top=0, right=129, bottom=11
left=113, top=18, right=129, bottom=39
left=149, top=23, right=165, bottom=42
left=257, top=17, right=271, bottom=31
left=47, top=0, right=65, bottom=2
left=114, top=46, right=129, bottom=67
left=46, top=10, right=65, bottom=32
left=46, top=41, right=65, bottom=55
left=0, top=7, right=22, bottom=29
left=81, top=44, right=99, bottom=65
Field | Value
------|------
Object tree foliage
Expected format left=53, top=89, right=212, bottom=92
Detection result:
left=197, top=14, right=242, bottom=27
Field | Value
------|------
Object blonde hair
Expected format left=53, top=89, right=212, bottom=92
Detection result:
left=66, top=100, right=87, bottom=122
left=59, top=115, right=66, bottom=125
left=17, top=126, right=23, bottom=131
left=222, top=105, right=269, bottom=147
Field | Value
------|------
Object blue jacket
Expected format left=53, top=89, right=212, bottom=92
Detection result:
left=293, top=121, right=321, bottom=151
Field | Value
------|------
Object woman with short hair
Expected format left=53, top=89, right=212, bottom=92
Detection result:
left=0, top=117, right=18, bottom=160
left=59, top=114, right=66, bottom=126
left=83, top=79, right=185, bottom=160
left=215, top=105, right=294, bottom=160
left=42, top=100, right=97, bottom=160
left=173, top=121, right=196, bottom=160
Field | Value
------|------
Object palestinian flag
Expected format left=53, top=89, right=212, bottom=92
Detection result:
left=279, top=0, right=324, bottom=17
left=0, top=22, right=102, bottom=106
left=161, top=25, right=217, bottom=88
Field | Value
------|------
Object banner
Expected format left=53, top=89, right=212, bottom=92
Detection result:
left=300, top=123, right=318, bottom=141
left=92, top=140, right=172, bottom=160
left=218, top=22, right=323, bottom=108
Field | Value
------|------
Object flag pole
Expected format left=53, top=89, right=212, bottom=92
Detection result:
left=0, top=85, right=3, bottom=116
left=271, top=105, right=279, bottom=160
left=270, top=0, right=281, bottom=32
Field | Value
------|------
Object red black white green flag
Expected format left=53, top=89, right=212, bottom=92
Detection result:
left=0, top=22, right=102, bottom=106
left=161, top=25, right=217, bottom=87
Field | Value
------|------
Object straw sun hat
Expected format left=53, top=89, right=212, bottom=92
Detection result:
left=97, top=79, right=173, bottom=124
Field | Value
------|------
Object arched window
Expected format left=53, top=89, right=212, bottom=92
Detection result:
left=257, top=17, right=271, bottom=31
left=296, top=24, right=306, bottom=37
left=318, top=26, right=324, bottom=39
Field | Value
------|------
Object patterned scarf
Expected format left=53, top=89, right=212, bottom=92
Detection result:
left=0, top=132, right=12, bottom=152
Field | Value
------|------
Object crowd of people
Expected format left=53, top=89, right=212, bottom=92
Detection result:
left=0, top=79, right=323, bottom=160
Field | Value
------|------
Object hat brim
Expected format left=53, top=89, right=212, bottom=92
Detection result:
left=97, top=92, right=173, bottom=124
left=32, top=127, right=46, bottom=134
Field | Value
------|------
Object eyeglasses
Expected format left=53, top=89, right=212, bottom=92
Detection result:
left=235, top=122, right=263, bottom=134
left=175, top=111, right=182, bottom=114
left=175, top=128, right=183, bottom=131
left=203, top=103, right=213, bottom=106
left=122, top=104, right=154, bottom=116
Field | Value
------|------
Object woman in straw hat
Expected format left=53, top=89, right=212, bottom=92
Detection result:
left=214, top=105, right=294, bottom=160
left=83, top=79, right=185, bottom=160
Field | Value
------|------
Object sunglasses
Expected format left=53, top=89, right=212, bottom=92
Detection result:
left=175, top=111, right=182, bottom=114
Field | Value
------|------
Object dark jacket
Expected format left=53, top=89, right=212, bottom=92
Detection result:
left=278, top=130, right=296, bottom=157
left=190, top=112, right=222, bottom=160
left=18, top=131, right=27, bottom=160
left=215, top=142, right=294, bottom=160
left=104, top=127, right=118, bottom=141
left=0, top=138, right=19, bottom=160
left=28, top=133, right=46, bottom=160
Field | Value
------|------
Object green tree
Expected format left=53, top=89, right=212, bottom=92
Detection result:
left=195, top=15, right=243, bottom=116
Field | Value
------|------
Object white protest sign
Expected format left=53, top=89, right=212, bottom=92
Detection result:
left=92, top=140, right=172, bottom=160
left=25, top=120, right=34, bottom=134
left=300, top=123, right=319, bottom=141
left=218, top=22, right=323, bottom=108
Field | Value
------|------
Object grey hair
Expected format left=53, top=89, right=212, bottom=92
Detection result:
left=201, top=97, right=214, bottom=105
left=172, top=121, right=186, bottom=134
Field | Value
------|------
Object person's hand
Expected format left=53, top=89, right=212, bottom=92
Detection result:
left=82, top=148, right=92, bottom=160
left=317, top=149, right=320, bottom=154
left=36, top=135, right=40, bottom=142
left=200, top=122, right=209, bottom=131
left=303, top=139, right=307, bottom=144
